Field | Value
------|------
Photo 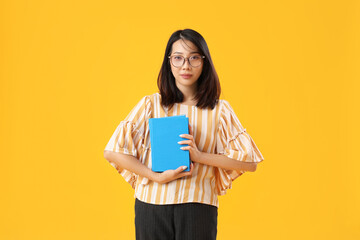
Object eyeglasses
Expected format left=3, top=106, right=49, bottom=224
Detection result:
left=168, top=54, right=205, bottom=68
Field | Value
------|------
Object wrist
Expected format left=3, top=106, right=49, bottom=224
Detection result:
left=148, top=169, right=159, bottom=182
left=196, top=151, right=205, bottom=163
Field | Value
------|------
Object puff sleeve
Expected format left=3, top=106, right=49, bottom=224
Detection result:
left=104, top=95, right=152, bottom=188
left=215, top=100, right=264, bottom=195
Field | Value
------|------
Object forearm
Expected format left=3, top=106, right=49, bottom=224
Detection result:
left=198, top=152, right=257, bottom=172
left=104, top=150, right=157, bottom=181
left=104, top=150, right=194, bottom=184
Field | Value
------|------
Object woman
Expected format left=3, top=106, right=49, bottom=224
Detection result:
left=104, top=28, right=264, bottom=240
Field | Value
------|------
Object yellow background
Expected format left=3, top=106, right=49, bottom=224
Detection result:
left=1, top=0, right=359, bottom=239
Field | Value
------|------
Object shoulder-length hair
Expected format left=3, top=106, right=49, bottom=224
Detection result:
left=157, top=29, right=221, bottom=110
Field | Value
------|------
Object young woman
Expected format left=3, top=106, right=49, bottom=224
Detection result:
left=104, top=28, right=264, bottom=240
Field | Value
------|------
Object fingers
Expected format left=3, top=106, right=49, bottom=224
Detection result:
left=188, top=162, right=194, bottom=174
left=180, top=146, right=190, bottom=150
left=178, top=163, right=194, bottom=177
left=175, top=163, right=193, bottom=176
left=179, top=133, right=194, bottom=140
left=178, top=140, right=192, bottom=145
left=161, top=163, right=194, bottom=184
left=175, top=165, right=188, bottom=174
left=188, top=124, right=193, bottom=135
left=158, top=164, right=194, bottom=184
left=178, top=139, right=193, bottom=151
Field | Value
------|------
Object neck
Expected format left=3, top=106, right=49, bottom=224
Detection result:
left=176, top=84, right=197, bottom=102
left=177, top=85, right=197, bottom=104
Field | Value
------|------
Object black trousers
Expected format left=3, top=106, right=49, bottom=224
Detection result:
left=134, top=198, right=218, bottom=240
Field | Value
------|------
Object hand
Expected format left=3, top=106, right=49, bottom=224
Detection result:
left=178, top=124, right=203, bottom=163
left=154, top=162, right=194, bottom=184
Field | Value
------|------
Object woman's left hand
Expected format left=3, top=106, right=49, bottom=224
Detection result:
left=178, top=124, right=203, bottom=163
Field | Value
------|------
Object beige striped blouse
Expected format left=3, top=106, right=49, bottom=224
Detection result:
left=104, top=92, right=264, bottom=207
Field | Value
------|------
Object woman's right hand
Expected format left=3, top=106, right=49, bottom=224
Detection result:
left=153, top=162, right=194, bottom=184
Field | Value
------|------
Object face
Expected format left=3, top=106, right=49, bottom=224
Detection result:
left=169, top=39, right=204, bottom=92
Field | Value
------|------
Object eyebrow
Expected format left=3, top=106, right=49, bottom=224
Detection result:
left=173, top=51, right=200, bottom=54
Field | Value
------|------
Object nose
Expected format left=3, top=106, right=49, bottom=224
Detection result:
left=182, top=58, right=191, bottom=70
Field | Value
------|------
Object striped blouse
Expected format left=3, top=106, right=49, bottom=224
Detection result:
left=104, top=92, right=264, bottom=207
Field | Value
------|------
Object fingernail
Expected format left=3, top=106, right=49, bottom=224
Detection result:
left=182, top=166, right=187, bottom=170
left=179, top=134, right=184, bottom=137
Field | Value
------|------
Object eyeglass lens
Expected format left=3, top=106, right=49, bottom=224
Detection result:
left=170, top=55, right=203, bottom=67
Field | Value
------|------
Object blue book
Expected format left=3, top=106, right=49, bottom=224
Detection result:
left=149, top=115, right=190, bottom=172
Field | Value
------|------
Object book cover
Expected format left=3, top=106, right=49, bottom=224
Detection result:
left=149, top=115, right=190, bottom=172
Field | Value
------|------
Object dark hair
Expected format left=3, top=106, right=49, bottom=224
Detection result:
left=157, top=29, right=221, bottom=110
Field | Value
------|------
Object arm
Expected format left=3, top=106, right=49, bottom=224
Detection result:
left=197, top=152, right=257, bottom=172
left=104, top=150, right=194, bottom=184
left=179, top=124, right=257, bottom=172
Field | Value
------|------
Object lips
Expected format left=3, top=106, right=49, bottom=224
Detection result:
left=180, top=74, right=192, bottom=78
